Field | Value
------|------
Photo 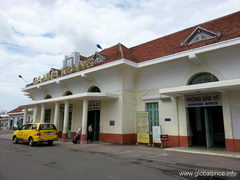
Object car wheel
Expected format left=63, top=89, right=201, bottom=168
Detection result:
left=28, top=137, right=34, bottom=146
left=47, top=141, right=53, bottom=145
left=13, top=136, right=18, bottom=144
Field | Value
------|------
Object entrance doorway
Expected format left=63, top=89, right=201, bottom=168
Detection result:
left=188, top=106, right=225, bottom=148
left=17, top=118, right=23, bottom=128
left=87, top=101, right=101, bottom=141
left=87, top=110, right=100, bottom=141
left=9, top=120, right=13, bottom=129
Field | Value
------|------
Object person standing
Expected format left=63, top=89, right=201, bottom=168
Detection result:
left=88, top=124, right=93, bottom=142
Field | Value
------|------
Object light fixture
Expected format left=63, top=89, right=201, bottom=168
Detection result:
left=18, top=75, right=29, bottom=83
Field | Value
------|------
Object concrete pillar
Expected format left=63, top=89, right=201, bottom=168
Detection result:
left=40, top=104, right=45, bottom=123
left=23, top=107, right=28, bottom=125
left=62, top=101, right=69, bottom=141
left=33, top=105, right=38, bottom=122
left=71, top=104, right=75, bottom=139
left=222, top=92, right=234, bottom=151
left=177, top=96, right=190, bottom=147
left=54, top=102, right=60, bottom=129
left=81, top=100, right=88, bottom=142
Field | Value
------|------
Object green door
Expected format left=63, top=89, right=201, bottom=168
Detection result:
left=146, top=102, right=159, bottom=133
left=45, top=109, right=51, bottom=123
left=17, top=119, right=23, bottom=128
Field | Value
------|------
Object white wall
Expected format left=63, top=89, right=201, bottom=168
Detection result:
left=135, top=44, right=240, bottom=138
left=72, top=103, right=83, bottom=132
left=228, top=91, right=240, bottom=139
left=137, top=57, right=189, bottom=91
left=100, top=98, right=123, bottom=134
left=202, top=45, right=240, bottom=81
left=122, top=91, right=137, bottom=134
left=25, top=44, right=240, bottom=138
left=29, top=67, right=121, bottom=100
left=137, top=44, right=240, bottom=92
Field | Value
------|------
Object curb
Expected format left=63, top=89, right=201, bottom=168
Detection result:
left=165, top=148, right=240, bottom=159
left=0, top=135, right=12, bottom=140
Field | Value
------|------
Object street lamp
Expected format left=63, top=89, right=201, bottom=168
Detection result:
left=18, top=75, right=29, bottom=83
left=96, top=44, right=102, bottom=50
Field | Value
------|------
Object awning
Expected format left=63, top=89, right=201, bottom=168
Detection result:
left=159, top=78, right=240, bottom=97
left=21, top=92, right=118, bottom=107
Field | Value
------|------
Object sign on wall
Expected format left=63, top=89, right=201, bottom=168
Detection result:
left=185, top=93, right=221, bottom=107
left=136, top=111, right=150, bottom=143
left=152, top=126, right=161, bottom=143
left=88, top=101, right=101, bottom=111
left=33, top=58, right=96, bottom=85
left=161, top=134, right=169, bottom=141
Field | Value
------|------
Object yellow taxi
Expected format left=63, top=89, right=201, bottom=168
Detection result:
left=12, top=123, right=58, bottom=146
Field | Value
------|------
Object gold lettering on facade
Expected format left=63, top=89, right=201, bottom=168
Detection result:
left=33, top=77, right=38, bottom=84
left=51, top=70, right=59, bottom=79
left=32, top=57, right=97, bottom=85
left=72, top=64, right=77, bottom=73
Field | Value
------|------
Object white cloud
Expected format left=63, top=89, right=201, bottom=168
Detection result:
left=0, top=0, right=239, bottom=111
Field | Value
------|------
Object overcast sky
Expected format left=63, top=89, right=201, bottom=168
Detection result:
left=0, top=0, right=239, bottom=112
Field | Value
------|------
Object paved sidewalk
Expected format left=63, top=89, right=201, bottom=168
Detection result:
left=0, top=130, right=13, bottom=140
left=0, top=134, right=12, bottom=139
left=165, top=147, right=240, bottom=159
left=60, top=141, right=240, bottom=161
left=62, top=141, right=170, bottom=159
left=1, top=130, right=240, bottom=160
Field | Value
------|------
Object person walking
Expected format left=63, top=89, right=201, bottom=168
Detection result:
left=72, top=127, right=82, bottom=144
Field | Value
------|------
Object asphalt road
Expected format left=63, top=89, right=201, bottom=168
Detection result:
left=0, top=138, right=240, bottom=180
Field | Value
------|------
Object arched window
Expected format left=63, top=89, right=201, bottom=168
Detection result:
left=88, top=86, right=101, bottom=93
left=63, top=91, right=73, bottom=96
left=44, top=95, right=52, bottom=99
left=188, top=73, right=219, bottom=85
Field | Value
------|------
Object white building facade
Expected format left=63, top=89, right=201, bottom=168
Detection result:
left=21, top=12, right=240, bottom=152
left=0, top=115, right=9, bottom=130
left=8, top=107, right=33, bottom=129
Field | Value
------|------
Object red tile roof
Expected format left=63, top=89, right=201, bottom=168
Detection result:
left=84, top=43, right=133, bottom=66
left=129, top=11, right=240, bottom=62
left=8, top=107, right=23, bottom=114
left=0, top=115, right=8, bottom=119
left=91, top=11, right=240, bottom=64
left=26, top=11, right=240, bottom=87
left=80, top=55, right=88, bottom=61
left=100, top=44, right=122, bottom=61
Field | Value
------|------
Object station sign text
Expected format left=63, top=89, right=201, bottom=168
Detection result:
left=185, top=94, right=221, bottom=107
left=33, top=58, right=95, bottom=85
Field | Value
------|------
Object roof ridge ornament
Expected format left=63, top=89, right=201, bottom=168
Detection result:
left=118, top=43, right=124, bottom=59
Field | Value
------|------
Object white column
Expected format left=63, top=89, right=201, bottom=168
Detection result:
left=71, top=104, right=75, bottom=132
left=23, top=107, right=28, bottom=125
left=178, top=96, right=189, bottom=136
left=63, top=101, right=69, bottom=135
left=40, top=104, right=45, bottom=123
left=54, top=102, right=60, bottom=129
left=81, top=100, right=88, bottom=136
left=33, top=105, right=38, bottom=122
left=222, top=92, right=234, bottom=140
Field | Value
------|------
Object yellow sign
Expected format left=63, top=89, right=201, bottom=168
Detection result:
left=136, top=111, right=150, bottom=143
left=137, top=133, right=150, bottom=143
